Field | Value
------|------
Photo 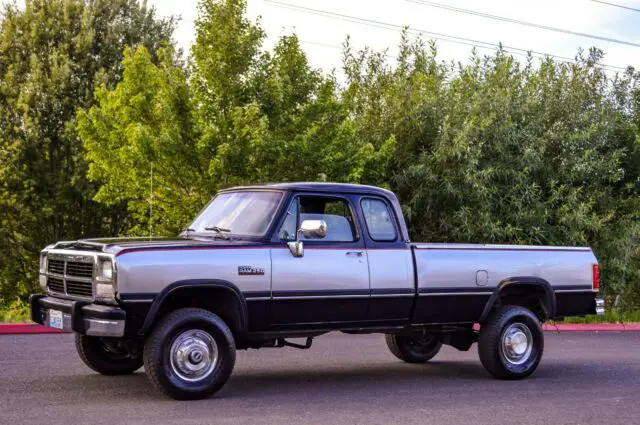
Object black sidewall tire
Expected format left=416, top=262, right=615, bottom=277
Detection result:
left=75, top=334, right=143, bottom=375
left=143, top=308, right=236, bottom=400
left=478, top=306, right=544, bottom=380
left=385, top=333, right=442, bottom=363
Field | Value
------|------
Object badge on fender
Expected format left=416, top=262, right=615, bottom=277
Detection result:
left=238, top=266, right=265, bottom=276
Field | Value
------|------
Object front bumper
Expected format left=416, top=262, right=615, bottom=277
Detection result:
left=30, top=294, right=125, bottom=337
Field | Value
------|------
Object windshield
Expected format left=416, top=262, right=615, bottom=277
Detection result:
left=189, top=191, right=283, bottom=237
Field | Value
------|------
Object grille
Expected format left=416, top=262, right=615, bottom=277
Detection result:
left=46, top=256, right=94, bottom=298
left=47, top=277, right=64, bottom=293
left=48, top=259, right=65, bottom=275
left=65, top=261, right=93, bottom=279
left=66, top=280, right=93, bottom=297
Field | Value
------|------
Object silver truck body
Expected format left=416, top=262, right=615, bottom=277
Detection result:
left=32, top=182, right=602, bottom=340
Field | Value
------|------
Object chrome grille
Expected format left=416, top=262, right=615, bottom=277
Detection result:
left=45, top=255, right=95, bottom=299
left=47, top=277, right=64, bottom=293
left=65, top=261, right=93, bottom=278
left=66, top=280, right=93, bottom=297
left=48, top=259, right=65, bottom=275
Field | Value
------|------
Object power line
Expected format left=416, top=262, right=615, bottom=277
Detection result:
left=265, top=0, right=628, bottom=72
left=407, top=0, right=640, bottom=48
left=589, top=0, right=640, bottom=13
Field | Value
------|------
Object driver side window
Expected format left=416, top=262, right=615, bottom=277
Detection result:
left=277, top=195, right=357, bottom=242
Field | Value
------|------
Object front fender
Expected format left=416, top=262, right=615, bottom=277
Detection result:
left=138, top=279, right=249, bottom=336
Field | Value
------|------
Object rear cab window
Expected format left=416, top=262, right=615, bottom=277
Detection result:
left=360, top=198, right=397, bottom=242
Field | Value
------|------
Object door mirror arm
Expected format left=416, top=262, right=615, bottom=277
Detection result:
left=287, top=219, right=327, bottom=258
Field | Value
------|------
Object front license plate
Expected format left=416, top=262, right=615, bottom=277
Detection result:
left=49, top=309, right=63, bottom=330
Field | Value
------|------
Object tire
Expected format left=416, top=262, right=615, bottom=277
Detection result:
left=385, top=333, right=442, bottom=363
left=143, top=308, right=236, bottom=400
left=75, top=334, right=143, bottom=375
left=478, top=305, right=544, bottom=380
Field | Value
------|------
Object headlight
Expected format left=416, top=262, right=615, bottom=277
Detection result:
left=97, top=259, right=114, bottom=281
left=39, top=253, right=47, bottom=273
left=95, top=258, right=117, bottom=304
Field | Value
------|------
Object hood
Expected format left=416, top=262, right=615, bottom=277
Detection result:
left=50, top=237, right=267, bottom=255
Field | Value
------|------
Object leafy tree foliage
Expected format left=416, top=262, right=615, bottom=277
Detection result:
left=0, top=0, right=174, bottom=303
left=3, top=0, right=640, bottom=311
left=80, top=0, right=391, bottom=236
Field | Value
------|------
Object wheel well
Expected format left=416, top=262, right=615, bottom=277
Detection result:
left=152, top=287, right=245, bottom=337
left=489, top=285, right=551, bottom=321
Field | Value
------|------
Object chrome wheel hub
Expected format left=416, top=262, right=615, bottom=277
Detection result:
left=500, top=323, right=533, bottom=365
left=170, top=329, right=218, bottom=382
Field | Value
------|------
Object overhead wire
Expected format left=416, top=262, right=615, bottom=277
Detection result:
left=589, top=0, right=640, bottom=13
left=264, top=0, right=629, bottom=73
left=406, top=0, right=640, bottom=48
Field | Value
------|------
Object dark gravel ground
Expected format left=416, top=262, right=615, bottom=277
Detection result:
left=1, top=332, right=639, bottom=425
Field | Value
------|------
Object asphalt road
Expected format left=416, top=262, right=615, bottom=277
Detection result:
left=1, top=332, right=639, bottom=425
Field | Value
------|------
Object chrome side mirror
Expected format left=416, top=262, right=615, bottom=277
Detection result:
left=300, top=219, right=327, bottom=239
left=287, top=219, right=328, bottom=258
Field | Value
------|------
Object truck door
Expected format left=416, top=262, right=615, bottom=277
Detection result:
left=359, top=196, right=414, bottom=322
left=269, top=194, right=370, bottom=326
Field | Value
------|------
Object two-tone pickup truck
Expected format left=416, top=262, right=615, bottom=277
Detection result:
left=30, top=183, right=604, bottom=399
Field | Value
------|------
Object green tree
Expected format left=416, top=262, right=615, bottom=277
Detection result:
left=80, top=0, right=390, bottom=236
left=0, top=0, right=175, bottom=303
left=78, top=45, right=202, bottom=235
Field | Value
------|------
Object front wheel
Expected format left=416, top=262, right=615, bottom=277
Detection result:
left=478, top=305, right=544, bottom=379
left=75, top=334, right=143, bottom=375
left=143, top=308, right=236, bottom=400
left=385, top=333, right=442, bottom=363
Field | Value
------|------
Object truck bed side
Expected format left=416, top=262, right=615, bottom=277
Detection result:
left=410, top=243, right=598, bottom=323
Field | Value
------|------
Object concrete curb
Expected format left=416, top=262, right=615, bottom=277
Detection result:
left=1, top=322, right=640, bottom=335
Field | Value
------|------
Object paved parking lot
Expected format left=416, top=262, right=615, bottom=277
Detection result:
left=1, top=332, right=639, bottom=425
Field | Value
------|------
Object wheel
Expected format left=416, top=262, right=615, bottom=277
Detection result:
left=143, top=308, right=236, bottom=400
left=478, top=305, right=544, bottom=379
left=385, top=333, right=442, bottom=363
left=75, top=334, right=143, bottom=375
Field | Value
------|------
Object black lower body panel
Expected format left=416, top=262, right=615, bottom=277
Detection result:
left=554, top=291, right=598, bottom=317
left=412, top=293, right=491, bottom=323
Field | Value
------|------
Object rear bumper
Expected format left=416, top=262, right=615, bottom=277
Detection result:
left=29, top=294, right=125, bottom=337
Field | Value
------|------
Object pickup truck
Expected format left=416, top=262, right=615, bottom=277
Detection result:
left=30, top=182, right=604, bottom=399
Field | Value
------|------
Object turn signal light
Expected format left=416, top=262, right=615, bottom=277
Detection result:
left=592, top=264, right=600, bottom=291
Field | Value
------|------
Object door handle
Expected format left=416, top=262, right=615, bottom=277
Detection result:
left=346, top=251, right=364, bottom=257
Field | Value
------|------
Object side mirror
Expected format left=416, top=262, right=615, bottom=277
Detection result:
left=287, top=219, right=328, bottom=258
left=300, top=219, right=327, bottom=239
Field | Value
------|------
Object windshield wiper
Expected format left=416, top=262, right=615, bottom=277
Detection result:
left=204, top=226, right=231, bottom=240
left=204, top=226, right=231, bottom=233
left=180, top=228, right=196, bottom=239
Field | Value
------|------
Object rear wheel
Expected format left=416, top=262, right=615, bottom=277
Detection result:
left=75, top=334, right=143, bottom=375
left=385, top=333, right=442, bottom=363
left=143, top=308, right=236, bottom=400
left=478, top=305, right=544, bottom=379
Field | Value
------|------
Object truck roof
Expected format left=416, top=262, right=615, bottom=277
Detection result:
left=221, top=182, right=396, bottom=198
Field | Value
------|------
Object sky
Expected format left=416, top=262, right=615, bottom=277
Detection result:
left=1, top=0, right=638, bottom=75
left=145, top=0, right=640, bottom=76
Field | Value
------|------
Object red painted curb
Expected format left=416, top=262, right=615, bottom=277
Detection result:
left=552, top=323, right=627, bottom=332
left=475, top=323, right=638, bottom=333
left=0, top=323, right=68, bottom=335
left=1, top=322, right=639, bottom=335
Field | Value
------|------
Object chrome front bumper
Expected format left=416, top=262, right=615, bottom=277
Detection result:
left=30, top=294, right=125, bottom=337
left=595, top=298, right=605, bottom=316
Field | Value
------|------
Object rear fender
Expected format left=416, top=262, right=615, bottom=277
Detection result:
left=479, top=277, right=556, bottom=322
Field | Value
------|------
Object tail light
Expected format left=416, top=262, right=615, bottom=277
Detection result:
left=592, top=264, right=600, bottom=291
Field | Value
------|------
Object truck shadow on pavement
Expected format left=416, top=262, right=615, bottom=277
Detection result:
left=49, top=359, right=598, bottom=402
